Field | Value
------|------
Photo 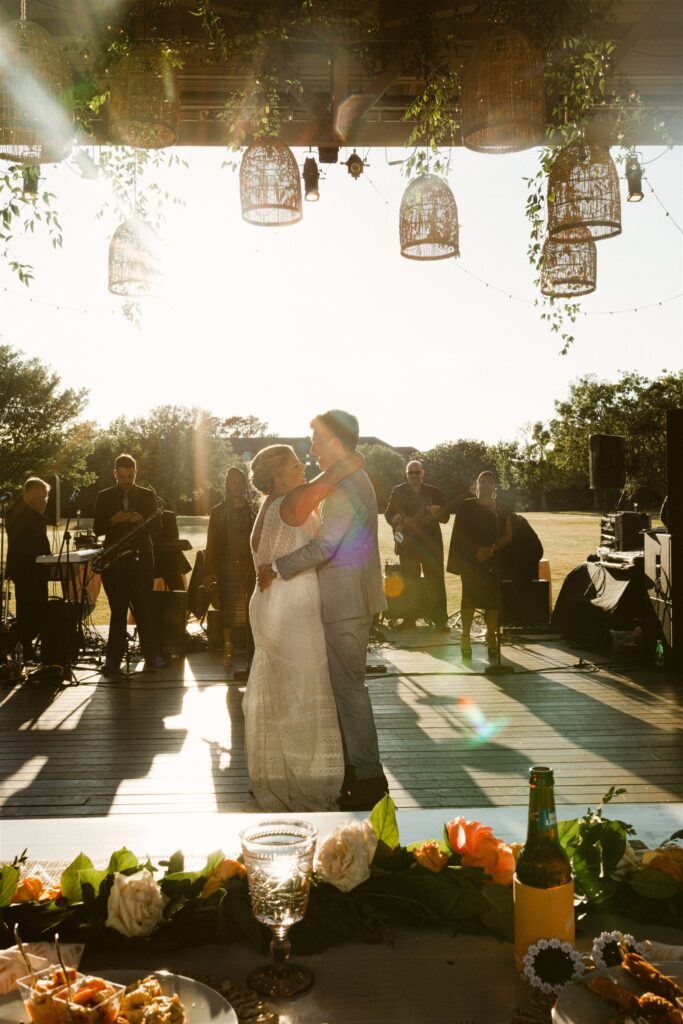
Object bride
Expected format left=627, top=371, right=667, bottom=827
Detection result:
left=244, top=443, right=361, bottom=811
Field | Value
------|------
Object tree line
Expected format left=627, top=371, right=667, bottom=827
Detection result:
left=1, top=344, right=680, bottom=516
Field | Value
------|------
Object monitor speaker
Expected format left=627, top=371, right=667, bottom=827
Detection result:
left=501, top=579, right=551, bottom=628
left=44, top=474, right=60, bottom=526
left=589, top=435, right=626, bottom=491
left=41, top=598, right=79, bottom=667
left=151, top=590, right=187, bottom=659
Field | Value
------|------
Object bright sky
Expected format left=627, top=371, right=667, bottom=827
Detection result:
left=0, top=144, right=681, bottom=451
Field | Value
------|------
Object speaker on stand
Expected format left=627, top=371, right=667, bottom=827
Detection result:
left=589, top=434, right=626, bottom=511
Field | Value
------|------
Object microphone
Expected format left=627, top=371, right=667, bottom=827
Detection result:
left=69, top=488, right=81, bottom=505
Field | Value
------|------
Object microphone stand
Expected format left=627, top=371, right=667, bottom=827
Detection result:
left=485, top=500, right=515, bottom=677
left=53, top=499, right=79, bottom=685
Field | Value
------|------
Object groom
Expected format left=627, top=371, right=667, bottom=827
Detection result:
left=258, top=410, right=389, bottom=811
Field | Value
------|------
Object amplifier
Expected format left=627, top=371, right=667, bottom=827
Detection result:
left=599, top=512, right=650, bottom=552
left=151, top=590, right=187, bottom=659
left=501, top=579, right=551, bottom=628
left=41, top=599, right=79, bottom=667
left=644, top=531, right=675, bottom=653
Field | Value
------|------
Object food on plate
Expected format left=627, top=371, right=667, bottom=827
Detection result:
left=621, top=954, right=683, bottom=1006
left=586, top=975, right=641, bottom=1012
left=16, top=966, right=81, bottom=1024
left=116, top=977, right=186, bottom=1024
left=585, top=959, right=683, bottom=1024
left=53, top=975, right=125, bottom=1024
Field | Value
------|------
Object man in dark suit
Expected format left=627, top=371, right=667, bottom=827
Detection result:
left=385, top=460, right=450, bottom=631
left=93, top=454, right=164, bottom=674
left=6, top=477, right=51, bottom=659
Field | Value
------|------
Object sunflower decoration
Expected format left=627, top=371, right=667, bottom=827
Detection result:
left=591, top=930, right=645, bottom=970
left=522, top=938, right=585, bottom=995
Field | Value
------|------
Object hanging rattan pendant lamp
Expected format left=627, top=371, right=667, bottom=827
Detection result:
left=0, top=0, right=72, bottom=163
left=108, top=43, right=178, bottom=149
left=462, top=27, right=545, bottom=154
left=547, top=141, right=621, bottom=241
left=399, top=174, right=459, bottom=261
left=540, top=230, right=597, bottom=297
left=240, top=140, right=303, bottom=227
left=310, top=0, right=379, bottom=45
left=108, top=218, right=162, bottom=296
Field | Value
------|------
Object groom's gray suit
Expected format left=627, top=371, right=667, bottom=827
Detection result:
left=275, top=468, right=387, bottom=781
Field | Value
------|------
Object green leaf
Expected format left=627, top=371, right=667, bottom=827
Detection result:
left=60, top=853, right=106, bottom=904
left=0, top=865, right=19, bottom=907
left=629, top=868, right=680, bottom=900
left=106, top=848, right=139, bottom=874
left=480, top=883, right=515, bottom=942
left=166, top=851, right=185, bottom=875
left=370, top=796, right=400, bottom=851
left=202, top=850, right=226, bottom=876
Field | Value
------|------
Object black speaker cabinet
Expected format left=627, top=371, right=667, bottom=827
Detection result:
left=41, top=598, right=79, bottom=667
left=501, top=579, right=551, bottom=628
left=151, top=590, right=187, bottom=659
left=589, top=435, right=626, bottom=491
left=616, top=511, right=651, bottom=551
left=44, top=474, right=61, bottom=526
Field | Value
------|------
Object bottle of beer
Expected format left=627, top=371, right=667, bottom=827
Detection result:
left=514, top=766, right=574, bottom=970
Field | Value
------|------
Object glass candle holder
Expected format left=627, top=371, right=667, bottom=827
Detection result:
left=239, top=819, right=317, bottom=998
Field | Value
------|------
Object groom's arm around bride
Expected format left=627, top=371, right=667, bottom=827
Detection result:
left=260, top=410, right=389, bottom=811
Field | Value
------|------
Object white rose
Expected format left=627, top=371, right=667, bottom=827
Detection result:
left=315, top=820, right=378, bottom=893
left=106, top=869, right=165, bottom=938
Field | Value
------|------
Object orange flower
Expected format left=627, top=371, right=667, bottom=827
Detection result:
left=201, top=858, right=247, bottom=897
left=412, top=841, right=449, bottom=873
left=445, top=817, right=516, bottom=886
left=641, top=847, right=683, bottom=887
left=12, top=876, right=45, bottom=903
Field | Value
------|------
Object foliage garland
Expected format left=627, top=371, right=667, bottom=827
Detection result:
left=1, top=792, right=682, bottom=957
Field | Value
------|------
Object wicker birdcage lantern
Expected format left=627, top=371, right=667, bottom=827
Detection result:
left=310, top=0, right=379, bottom=45
left=540, top=230, right=597, bottom=297
left=547, top=141, right=621, bottom=241
left=108, top=218, right=162, bottom=296
left=462, top=27, right=545, bottom=154
left=240, top=140, right=302, bottom=227
left=0, top=11, right=72, bottom=164
left=399, top=174, right=459, bottom=261
left=108, top=43, right=178, bottom=149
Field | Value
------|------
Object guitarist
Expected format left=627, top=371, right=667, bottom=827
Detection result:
left=384, top=461, right=450, bottom=631
left=93, top=454, right=165, bottom=675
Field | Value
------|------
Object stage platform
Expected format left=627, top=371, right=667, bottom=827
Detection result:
left=1, top=629, right=681, bottom=822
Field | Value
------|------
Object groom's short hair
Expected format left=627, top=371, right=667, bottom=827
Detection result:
left=313, top=410, right=359, bottom=452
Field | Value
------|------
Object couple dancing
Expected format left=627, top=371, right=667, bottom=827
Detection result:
left=243, top=410, right=389, bottom=812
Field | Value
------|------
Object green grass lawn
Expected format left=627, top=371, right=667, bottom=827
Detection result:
left=37, top=511, right=608, bottom=627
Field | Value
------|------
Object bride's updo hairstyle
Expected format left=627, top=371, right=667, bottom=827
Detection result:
left=250, top=444, right=296, bottom=495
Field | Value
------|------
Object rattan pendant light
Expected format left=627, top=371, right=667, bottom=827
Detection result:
left=540, top=230, right=597, bottom=297
left=547, top=141, right=621, bottom=241
left=0, top=0, right=72, bottom=163
left=240, top=140, right=303, bottom=227
left=462, top=27, right=545, bottom=154
left=108, top=43, right=178, bottom=149
left=310, top=0, right=379, bottom=45
left=399, top=174, right=459, bottom=261
left=108, top=218, right=162, bottom=296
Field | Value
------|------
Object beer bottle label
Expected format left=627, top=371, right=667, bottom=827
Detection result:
left=513, top=875, right=575, bottom=971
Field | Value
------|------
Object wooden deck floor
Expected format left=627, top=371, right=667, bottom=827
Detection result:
left=1, top=631, right=682, bottom=818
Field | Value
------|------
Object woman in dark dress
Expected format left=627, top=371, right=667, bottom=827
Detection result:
left=447, top=471, right=512, bottom=657
left=204, top=467, right=257, bottom=667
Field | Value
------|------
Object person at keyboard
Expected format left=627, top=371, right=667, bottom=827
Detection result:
left=5, top=477, right=51, bottom=660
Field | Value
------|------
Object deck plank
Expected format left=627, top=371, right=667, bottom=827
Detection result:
left=2, top=633, right=682, bottom=818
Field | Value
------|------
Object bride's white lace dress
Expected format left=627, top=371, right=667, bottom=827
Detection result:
left=243, top=497, right=344, bottom=811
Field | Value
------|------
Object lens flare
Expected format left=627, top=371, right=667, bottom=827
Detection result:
left=457, top=696, right=507, bottom=744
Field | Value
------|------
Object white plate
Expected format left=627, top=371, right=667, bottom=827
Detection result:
left=0, top=968, right=237, bottom=1024
left=552, top=961, right=683, bottom=1023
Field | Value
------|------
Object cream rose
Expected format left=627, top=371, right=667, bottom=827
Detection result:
left=315, top=820, right=378, bottom=893
left=106, top=869, right=165, bottom=938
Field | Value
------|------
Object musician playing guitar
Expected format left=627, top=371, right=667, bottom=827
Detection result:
left=384, top=460, right=450, bottom=631
left=93, top=454, right=165, bottom=675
